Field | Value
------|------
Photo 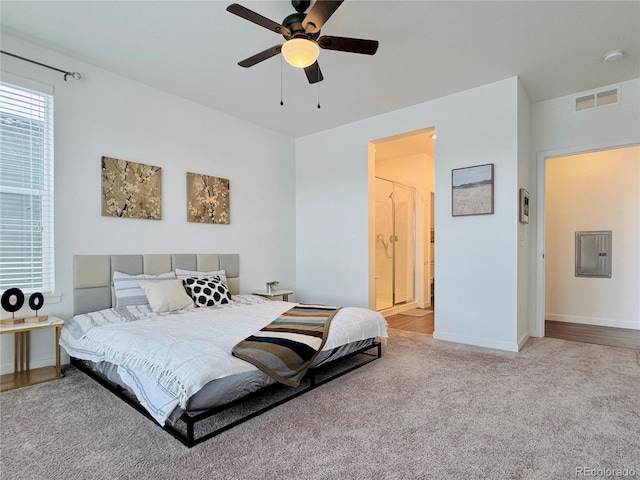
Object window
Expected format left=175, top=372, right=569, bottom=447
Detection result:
left=0, top=78, right=54, bottom=293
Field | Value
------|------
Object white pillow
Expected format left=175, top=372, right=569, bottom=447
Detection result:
left=138, top=279, right=194, bottom=313
left=175, top=268, right=228, bottom=286
left=113, top=271, right=176, bottom=308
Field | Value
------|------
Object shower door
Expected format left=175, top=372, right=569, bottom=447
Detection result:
left=375, top=178, right=416, bottom=311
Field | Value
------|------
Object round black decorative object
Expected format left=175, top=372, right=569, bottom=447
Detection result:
left=29, top=292, right=44, bottom=313
left=1, top=287, right=25, bottom=314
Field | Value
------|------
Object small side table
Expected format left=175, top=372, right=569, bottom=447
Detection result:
left=0, top=316, right=64, bottom=392
left=253, top=290, right=294, bottom=302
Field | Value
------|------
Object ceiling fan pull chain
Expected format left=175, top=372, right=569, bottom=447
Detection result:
left=280, top=56, right=284, bottom=106
left=317, top=70, right=321, bottom=109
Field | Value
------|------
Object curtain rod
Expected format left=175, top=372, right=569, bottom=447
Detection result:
left=1, top=50, right=81, bottom=81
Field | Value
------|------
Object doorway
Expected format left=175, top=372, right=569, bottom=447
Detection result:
left=537, top=144, right=640, bottom=348
left=369, top=127, right=436, bottom=321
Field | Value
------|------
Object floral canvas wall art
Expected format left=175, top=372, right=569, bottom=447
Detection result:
left=187, top=172, right=230, bottom=224
left=101, top=156, right=162, bottom=219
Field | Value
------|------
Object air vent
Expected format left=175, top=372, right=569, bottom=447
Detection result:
left=576, top=94, right=595, bottom=111
left=575, top=86, right=620, bottom=112
left=597, top=88, right=618, bottom=106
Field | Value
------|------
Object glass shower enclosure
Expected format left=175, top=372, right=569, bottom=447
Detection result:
left=375, top=177, right=416, bottom=311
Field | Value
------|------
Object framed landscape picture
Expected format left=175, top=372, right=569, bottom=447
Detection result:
left=451, top=163, right=494, bottom=216
left=186, top=172, right=230, bottom=224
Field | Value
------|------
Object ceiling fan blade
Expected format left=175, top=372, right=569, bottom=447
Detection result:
left=304, top=61, right=324, bottom=84
left=302, top=0, right=344, bottom=34
left=226, top=3, right=291, bottom=36
left=238, top=45, right=283, bottom=68
left=318, top=36, right=379, bottom=55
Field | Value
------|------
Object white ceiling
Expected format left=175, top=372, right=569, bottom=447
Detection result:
left=374, top=128, right=435, bottom=161
left=1, top=1, right=638, bottom=138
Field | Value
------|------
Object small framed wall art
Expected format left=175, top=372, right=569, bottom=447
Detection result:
left=519, top=188, right=530, bottom=224
left=186, top=172, right=230, bottom=224
left=451, top=163, right=494, bottom=216
left=101, top=156, right=162, bottom=219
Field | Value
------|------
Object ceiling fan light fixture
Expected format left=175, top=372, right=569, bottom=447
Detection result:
left=281, top=38, right=319, bottom=68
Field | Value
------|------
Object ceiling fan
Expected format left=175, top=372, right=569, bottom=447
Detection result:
left=226, top=0, right=379, bottom=84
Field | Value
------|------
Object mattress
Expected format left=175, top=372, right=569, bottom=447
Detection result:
left=61, top=295, right=388, bottom=425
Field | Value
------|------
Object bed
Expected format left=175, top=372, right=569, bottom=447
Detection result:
left=62, top=253, right=387, bottom=447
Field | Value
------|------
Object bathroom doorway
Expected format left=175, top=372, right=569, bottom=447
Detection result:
left=375, top=178, right=416, bottom=310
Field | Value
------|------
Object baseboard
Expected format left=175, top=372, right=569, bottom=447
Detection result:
left=518, top=333, right=530, bottom=351
left=546, top=314, right=640, bottom=331
left=433, top=331, right=520, bottom=352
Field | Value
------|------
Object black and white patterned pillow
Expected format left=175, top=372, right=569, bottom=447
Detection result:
left=182, top=276, right=231, bottom=307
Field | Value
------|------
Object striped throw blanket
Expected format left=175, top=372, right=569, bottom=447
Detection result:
left=231, top=305, right=341, bottom=387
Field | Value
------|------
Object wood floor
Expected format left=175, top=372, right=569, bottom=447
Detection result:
left=386, top=311, right=434, bottom=334
left=385, top=313, right=638, bottom=349
left=545, top=320, right=640, bottom=350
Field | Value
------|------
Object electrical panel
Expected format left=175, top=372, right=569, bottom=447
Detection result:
left=575, top=231, right=612, bottom=278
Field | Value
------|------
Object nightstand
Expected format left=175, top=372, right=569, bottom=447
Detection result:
left=253, top=290, right=294, bottom=302
left=0, top=316, right=64, bottom=392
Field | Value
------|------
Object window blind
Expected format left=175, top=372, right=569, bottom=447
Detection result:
left=0, top=80, right=54, bottom=293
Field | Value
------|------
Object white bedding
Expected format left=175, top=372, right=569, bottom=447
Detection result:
left=60, top=295, right=388, bottom=425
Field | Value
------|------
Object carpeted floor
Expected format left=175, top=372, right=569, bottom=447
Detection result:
left=1, top=329, right=639, bottom=480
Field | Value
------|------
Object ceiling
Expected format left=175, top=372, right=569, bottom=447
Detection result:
left=1, top=1, right=638, bottom=138
left=374, top=128, right=435, bottom=161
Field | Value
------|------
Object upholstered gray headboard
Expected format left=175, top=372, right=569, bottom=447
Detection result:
left=73, top=254, right=240, bottom=315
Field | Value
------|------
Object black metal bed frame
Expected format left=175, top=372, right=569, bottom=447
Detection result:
left=71, top=340, right=382, bottom=448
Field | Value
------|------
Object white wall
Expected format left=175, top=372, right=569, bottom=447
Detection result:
left=531, top=80, right=640, bottom=153
left=545, top=147, right=639, bottom=329
left=517, top=81, right=531, bottom=347
left=296, top=77, right=526, bottom=351
left=1, top=34, right=297, bottom=373
left=530, top=78, right=640, bottom=336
